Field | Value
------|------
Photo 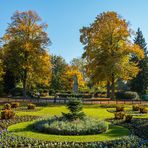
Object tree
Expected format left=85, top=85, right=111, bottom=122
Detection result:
left=63, top=98, right=85, bottom=120
left=3, top=70, right=16, bottom=94
left=70, top=57, right=87, bottom=81
left=0, top=60, right=4, bottom=78
left=26, top=51, right=52, bottom=89
left=50, top=56, right=86, bottom=93
left=2, top=11, right=51, bottom=98
left=80, top=11, right=144, bottom=99
left=0, top=44, right=19, bottom=94
left=0, top=49, right=5, bottom=94
left=64, top=66, right=85, bottom=91
left=50, top=55, right=68, bottom=92
left=129, top=28, right=148, bottom=95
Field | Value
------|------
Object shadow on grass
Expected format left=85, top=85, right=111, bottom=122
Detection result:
left=106, top=124, right=129, bottom=138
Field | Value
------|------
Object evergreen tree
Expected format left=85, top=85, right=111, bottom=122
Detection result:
left=130, top=28, right=148, bottom=95
left=50, top=55, right=68, bottom=92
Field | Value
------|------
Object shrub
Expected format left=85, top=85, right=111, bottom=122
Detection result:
left=27, top=103, right=36, bottom=110
left=99, top=104, right=117, bottom=108
left=125, top=115, right=133, bottom=123
left=132, top=105, right=140, bottom=111
left=116, top=106, right=124, bottom=112
left=140, top=106, right=147, bottom=114
left=67, top=98, right=83, bottom=113
left=142, top=94, right=148, bottom=101
left=56, top=93, right=92, bottom=99
left=10, top=87, right=23, bottom=96
left=114, top=112, right=125, bottom=119
left=1, top=109, right=15, bottom=119
left=40, top=92, right=48, bottom=97
left=3, top=103, right=11, bottom=110
left=62, top=112, right=85, bottom=121
left=39, top=89, right=49, bottom=97
left=63, top=98, right=85, bottom=120
left=116, top=91, right=140, bottom=100
left=33, top=117, right=108, bottom=135
left=49, top=89, right=56, bottom=95
left=11, top=102, right=20, bottom=108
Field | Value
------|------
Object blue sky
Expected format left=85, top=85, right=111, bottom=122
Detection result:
left=0, top=0, right=148, bottom=62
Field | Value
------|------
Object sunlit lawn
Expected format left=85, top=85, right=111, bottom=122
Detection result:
left=5, top=104, right=148, bottom=142
left=16, top=104, right=148, bottom=118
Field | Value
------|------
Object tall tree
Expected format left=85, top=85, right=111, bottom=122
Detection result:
left=3, top=70, right=16, bottom=94
left=70, top=57, right=87, bottom=81
left=2, top=11, right=51, bottom=98
left=130, top=28, right=148, bottom=94
left=0, top=43, right=19, bottom=94
left=64, top=65, right=85, bottom=91
left=50, top=55, right=68, bottom=92
left=0, top=48, right=5, bottom=94
left=80, top=11, right=144, bottom=99
left=0, top=62, right=4, bottom=81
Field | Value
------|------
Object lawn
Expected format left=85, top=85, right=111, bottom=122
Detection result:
left=3, top=104, right=147, bottom=143
left=8, top=121, right=129, bottom=142
left=16, top=104, right=114, bottom=119
left=16, top=104, right=148, bottom=118
left=5, top=104, right=132, bottom=142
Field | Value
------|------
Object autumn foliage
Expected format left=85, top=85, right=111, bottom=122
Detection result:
left=2, top=11, right=52, bottom=98
left=80, top=11, right=144, bottom=99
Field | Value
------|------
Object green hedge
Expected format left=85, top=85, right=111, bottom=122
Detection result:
left=56, top=93, right=93, bottom=98
left=115, top=91, right=140, bottom=100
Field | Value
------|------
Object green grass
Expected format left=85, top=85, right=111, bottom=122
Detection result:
left=7, top=104, right=147, bottom=142
left=16, top=105, right=67, bottom=117
left=16, top=104, right=114, bottom=119
left=16, top=104, right=148, bottom=118
left=8, top=121, right=129, bottom=142
left=106, top=106, right=148, bottom=118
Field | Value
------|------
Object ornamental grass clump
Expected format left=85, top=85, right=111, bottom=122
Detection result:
left=11, top=102, right=20, bottom=108
left=1, top=110, right=15, bottom=119
left=132, top=105, right=140, bottom=111
left=114, top=112, right=125, bottom=120
left=3, top=103, right=11, bottom=110
left=27, top=103, right=36, bottom=110
left=125, top=115, right=133, bottom=123
left=1, top=103, right=15, bottom=119
left=116, top=106, right=124, bottom=112
left=139, top=106, right=147, bottom=114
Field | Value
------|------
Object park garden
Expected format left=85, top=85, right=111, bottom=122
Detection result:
left=0, top=10, right=148, bottom=148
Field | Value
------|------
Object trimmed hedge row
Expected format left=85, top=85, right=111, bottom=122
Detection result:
left=56, top=93, right=93, bottom=98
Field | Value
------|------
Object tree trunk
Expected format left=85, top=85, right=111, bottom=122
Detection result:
left=107, top=81, right=111, bottom=98
left=111, top=74, right=115, bottom=100
left=23, top=70, right=27, bottom=99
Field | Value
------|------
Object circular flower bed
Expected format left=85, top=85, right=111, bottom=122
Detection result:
left=33, top=117, right=108, bottom=135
